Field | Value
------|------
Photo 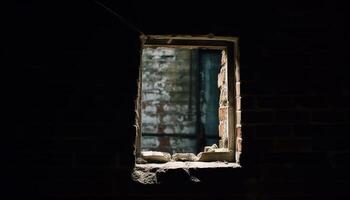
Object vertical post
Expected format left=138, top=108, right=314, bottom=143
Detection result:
left=234, top=40, right=241, bottom=163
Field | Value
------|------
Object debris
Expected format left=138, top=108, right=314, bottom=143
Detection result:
left=204, top=144, right=218, bottom=152
left=172, top=153, right=198, bottom=161
left=135, top=157, right=147, bottom=164
left=141, top=151, right=171, bottom=163
left=197, top=150, right=234, bottom=162
left=133, top=161, right=241, bottom=184
left=212, top=148, right=230, bottom=152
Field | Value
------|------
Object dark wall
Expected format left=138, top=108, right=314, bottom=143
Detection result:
left=8, top=1, right=348, bottom=199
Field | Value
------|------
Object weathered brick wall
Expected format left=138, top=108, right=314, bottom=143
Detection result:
left=218, top=50, right=228, bottom=148
left=11, top=1, right=348, bottom=199
left=140, top=47, right=197, bottom=153
left=140, top=48, right=222, bottom=154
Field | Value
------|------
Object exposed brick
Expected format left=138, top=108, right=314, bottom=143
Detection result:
left=16, top=3, right=350, bottom=199
left=221, top=49, right=227, bottom=65
left=218, top=121, right=226, bottom=137
left=236, top=82, right=241, bottom=96
left=219, top=86, right=228, bottom=105
left=236, top=96, right=241, bottom=111
left=236, top=137, right=242, bottom=152
left=217, top=68, right=226, bottom=88
left=218, top=107, right=228, bottom=121
left=140, top=48, right=198, bottom=153
left=236, top=127, right=242, bottom=139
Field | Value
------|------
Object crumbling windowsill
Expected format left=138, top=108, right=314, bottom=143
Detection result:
left=132, top=161, right=241, bottom=184
left=136, top=161, right=241, bottom=170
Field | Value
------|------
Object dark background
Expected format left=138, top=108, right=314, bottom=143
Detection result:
left=7, top=0, right=348, bottom=199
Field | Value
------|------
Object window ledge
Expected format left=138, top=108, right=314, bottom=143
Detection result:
left=132, top=161, right=241, bottom=184
left=136, top=161, right=241, bottom=170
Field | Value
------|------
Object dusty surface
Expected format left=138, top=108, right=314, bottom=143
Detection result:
left=172, top=153, right=198, bottom=161
left=136, top=161, right=240, bottom=169
left=132, top=161, right=241, bottom=184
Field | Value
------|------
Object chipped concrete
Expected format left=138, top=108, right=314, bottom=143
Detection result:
left=132, top=161, right=241, bottom=184
left=136, top=161, right=240, bottom=169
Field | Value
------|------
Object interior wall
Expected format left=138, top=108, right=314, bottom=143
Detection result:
left=8, top=1, right=348, bottom=199
left=141, top=47, right=197, bottom=153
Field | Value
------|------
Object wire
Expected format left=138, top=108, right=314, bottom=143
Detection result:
left=94, top=0, right=146, bottom=36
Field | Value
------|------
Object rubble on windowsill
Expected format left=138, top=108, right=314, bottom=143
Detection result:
left=135, top=161, right=240, bottom=170
left=172, top=153, right=198, bottom=161
left=140, top=151, right=171, bottom=163
left=132, top=161, right=241, bottom=184
left=198, top=144, right=234, bottom=162
left=134, top=144, right=240, bottom=184
left=139, top=145, right=235, bottom=164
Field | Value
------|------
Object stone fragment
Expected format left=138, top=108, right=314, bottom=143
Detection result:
left=135, top=157, right=147, bottom=164
left=197, top=150, right=234, bottom=162
left=213, top=148, right=230, bottom=152
left=172, top=153, right=198, bottom=161
left=204, top=144, right=218, bottom=152
left=141, top=151, right=171, bottom=163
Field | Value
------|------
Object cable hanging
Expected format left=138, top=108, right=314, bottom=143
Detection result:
left=94, top=0, right=146, bottom=37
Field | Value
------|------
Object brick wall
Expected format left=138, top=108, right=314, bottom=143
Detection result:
left=10, top=1, right=348, bottom=199
left=140, top=47, right=197, bottom=153
left=218, top=50, right=228, bottom=148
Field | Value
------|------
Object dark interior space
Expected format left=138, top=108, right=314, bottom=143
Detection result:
left=7, top=1, right=348, bottom=199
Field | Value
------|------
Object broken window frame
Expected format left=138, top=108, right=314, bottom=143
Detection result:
left=135, top=35, right=241, bottom=163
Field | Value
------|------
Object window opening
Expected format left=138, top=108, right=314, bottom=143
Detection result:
left=135, top=35, right=241, bottom=164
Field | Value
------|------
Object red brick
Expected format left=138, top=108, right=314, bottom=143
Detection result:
left=218, top=121, right=226, bottom=137
left=219, top=107, right=228, bottom=121
left=217, top=69, right=226, bottom=88
left=236, top=137, right=242, bottom=152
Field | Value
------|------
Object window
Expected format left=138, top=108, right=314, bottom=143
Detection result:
left=135, top=35, right=241, bottom=164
